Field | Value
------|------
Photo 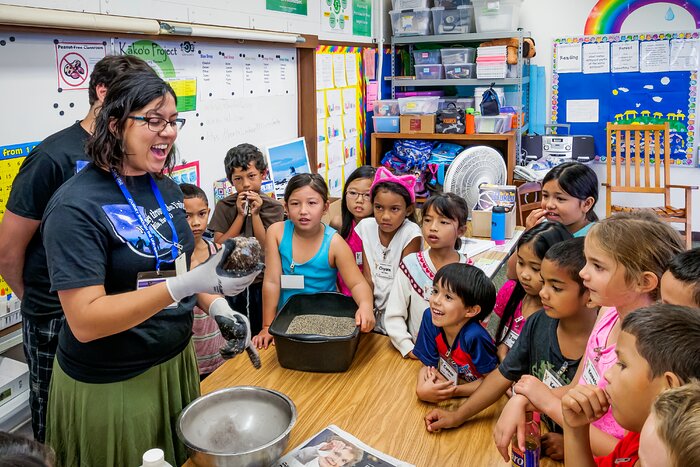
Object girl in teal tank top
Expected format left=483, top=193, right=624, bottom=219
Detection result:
left=277, top=219, right=337, bottom=308
left=252, top=174, right=375, bottom=349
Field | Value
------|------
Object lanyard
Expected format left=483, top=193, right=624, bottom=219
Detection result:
left=111, top=170, right=180, bottom=273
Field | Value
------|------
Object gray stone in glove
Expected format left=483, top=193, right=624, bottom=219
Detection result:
left=209, top=297, right=261, bottom=369
left=165, top=238, right=263, bottom=302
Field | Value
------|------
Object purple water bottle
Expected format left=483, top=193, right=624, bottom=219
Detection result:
left=491, top=206, right=506, bottom=245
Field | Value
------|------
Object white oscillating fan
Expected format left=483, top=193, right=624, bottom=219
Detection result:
left=443, top=146, right=507, bottom=215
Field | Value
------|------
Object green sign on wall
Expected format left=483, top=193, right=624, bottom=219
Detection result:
left=267, top=0, right=308, bottom=16
left=353, top=0, right=372, bottom=37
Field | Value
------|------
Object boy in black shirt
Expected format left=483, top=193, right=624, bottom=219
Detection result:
left=425, top=237, right=598, bottom=461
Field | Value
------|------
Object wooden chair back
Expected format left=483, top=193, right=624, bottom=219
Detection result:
left=516, top=181, right=542, bottom=226
left=605, top=122, right=671, bottom=215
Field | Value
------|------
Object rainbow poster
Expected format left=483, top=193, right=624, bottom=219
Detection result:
left=585, top=0, right=700, bottom=35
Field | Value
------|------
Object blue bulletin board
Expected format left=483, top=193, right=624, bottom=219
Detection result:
left=551, top=31, right=699, bottom=166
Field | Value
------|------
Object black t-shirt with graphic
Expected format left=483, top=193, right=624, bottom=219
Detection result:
left=42, top=164, right=195, bottom=384
left=6, top=121, right=91, bottom=319
left=498, top=309, right=582, bottom=432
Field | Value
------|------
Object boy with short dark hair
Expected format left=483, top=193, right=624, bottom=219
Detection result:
left=661, top=247, right=700, bottom=307
left=209, top=143, right=284, bottom=335
left=414, top=263, right=498, bottom=403
left=561, top=303, right=700, bottom=467
left=425, top=238, right=597, bottom=463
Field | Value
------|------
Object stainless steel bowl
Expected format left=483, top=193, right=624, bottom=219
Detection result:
left=177, top=386, right=297, bottom=467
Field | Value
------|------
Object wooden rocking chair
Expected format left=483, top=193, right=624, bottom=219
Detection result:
left=604, top=122, right=696, bottom=248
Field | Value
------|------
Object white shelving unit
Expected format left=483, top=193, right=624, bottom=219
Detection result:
left=389, top=29, right=531, bottom=163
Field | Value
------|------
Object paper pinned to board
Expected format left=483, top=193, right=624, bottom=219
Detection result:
left=583, top=42, right=610, bottom=74
left=316, top=53, right=334, bottom=89
left=670, top=38, right=700, bottom=71
left=556, top=42, right=582, bottom=73
left=640, top=40, right=670, bottom=73
left=333, top=53, right=347, bottom=87
left=611, top=41, right=639, bottom=73
left=566, top=99, right=599, bottom=123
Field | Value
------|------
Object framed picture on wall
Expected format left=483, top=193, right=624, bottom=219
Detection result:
left=266, top=137, right=312, bottom=198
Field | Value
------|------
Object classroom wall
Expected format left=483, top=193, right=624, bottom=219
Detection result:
left=0, top=0, right=379, bottom=44
left=519, top=0, right=700, bottom=232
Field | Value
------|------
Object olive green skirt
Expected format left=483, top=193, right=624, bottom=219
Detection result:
left=46, top=343, right=200, bottom=467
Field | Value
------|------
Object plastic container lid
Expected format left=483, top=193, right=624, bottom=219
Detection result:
left=141, top=449, right=172, bottom=467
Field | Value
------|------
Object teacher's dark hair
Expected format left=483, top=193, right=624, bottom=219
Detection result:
left=88, top=71, right=178, bottom=176
left=0, top=431, right=55, bottom=467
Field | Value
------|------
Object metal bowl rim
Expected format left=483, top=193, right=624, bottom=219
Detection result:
left=176, top=385, right=297, bottom=456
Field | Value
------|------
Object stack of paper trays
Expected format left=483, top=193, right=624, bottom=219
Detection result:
left=476, top=45, right=507, bottom=79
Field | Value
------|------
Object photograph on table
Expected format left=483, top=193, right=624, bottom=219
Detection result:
left=274, top=425, right=414, bottom=467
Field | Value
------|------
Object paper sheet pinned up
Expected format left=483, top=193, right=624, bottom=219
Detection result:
left=566, top=99, right=599, bottom=123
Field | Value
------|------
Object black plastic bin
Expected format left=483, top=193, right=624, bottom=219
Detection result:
left=269, top=292, right=360, bottom=373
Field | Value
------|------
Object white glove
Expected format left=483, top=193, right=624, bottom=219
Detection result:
left=165, top=238, right=263, bottom=302
left=209, top=297, right=261, bottom=368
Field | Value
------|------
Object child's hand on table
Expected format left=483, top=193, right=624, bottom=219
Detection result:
left=424, top=406, right=461, bottom=432
left=252, top=327, right=275, bottom=349
left=542, top=432, right=565, bottom=461
left=417, top=367, right=456, bottom=404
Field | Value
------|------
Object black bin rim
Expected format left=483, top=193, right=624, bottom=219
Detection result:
left=269, top=292, right=360, bottom=342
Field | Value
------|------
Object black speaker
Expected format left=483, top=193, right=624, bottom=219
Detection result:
left=521, top=134, right=542, bottom=161
left=572, top=136, right=596, bottom=162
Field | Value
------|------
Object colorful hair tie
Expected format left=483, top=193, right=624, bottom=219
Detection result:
left=370, top=166, right=417, bottom=203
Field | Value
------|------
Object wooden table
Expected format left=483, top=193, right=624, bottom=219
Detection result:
left=187, top=333, right=561, bottom=467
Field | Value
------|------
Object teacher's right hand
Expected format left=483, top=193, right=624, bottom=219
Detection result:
left=252, top=326, right=275, bottom=350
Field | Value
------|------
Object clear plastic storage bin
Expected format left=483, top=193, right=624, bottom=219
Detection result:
left=474, top=114, right=512, bottom=133
left=440, top=47, right=476, bottom=64
left=413, top=50, right=442, bottom=65
left=414, top=64, right=444, bottom=79
left=431, top=6, right=474, bottom=34
left=373, top=116, right=401, bottom=133
left=438, top=97, right=470, bottom=111
left=390, top=9, right=433, bottom=36
left=444, top=63, right=476, bottom=79
left=392, top=0, right=431, bottom=10
left=373, top=99, right=401, bottom=116
left=398, top=96, right=440, bottom=114
left=472, top=0, right=521, bottom=32
left=434, top=0, right=472, bottom=7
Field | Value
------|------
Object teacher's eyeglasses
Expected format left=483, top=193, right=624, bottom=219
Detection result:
left=128, top=116, right=186, bottom=132
left=346, top=190, right=370, bottom=201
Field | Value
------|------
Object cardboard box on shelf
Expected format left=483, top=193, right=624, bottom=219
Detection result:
left=471, top=208, right=516, bottom=239
left=400, top=114, right=436, bottom=134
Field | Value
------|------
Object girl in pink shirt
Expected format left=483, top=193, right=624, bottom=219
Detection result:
left=331, top=166, right=375, bottom=296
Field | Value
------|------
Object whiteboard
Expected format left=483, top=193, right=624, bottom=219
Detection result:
left=0, top=29, right=299, bottom=206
